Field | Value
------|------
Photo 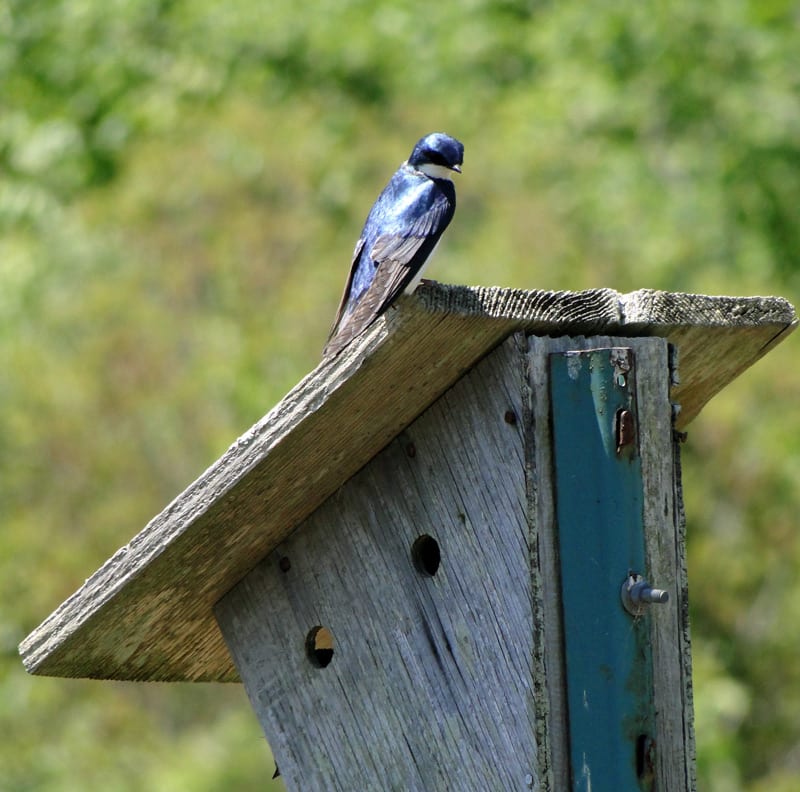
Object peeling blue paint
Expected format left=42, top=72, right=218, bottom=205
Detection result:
left=550, top=348, right=656, bottom=792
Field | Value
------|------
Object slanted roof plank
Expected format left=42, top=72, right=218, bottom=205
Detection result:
left=19, top=284, right=796, bottom=682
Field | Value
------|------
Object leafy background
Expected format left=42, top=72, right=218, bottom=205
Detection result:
left=2, top=1, right=799, bottom=789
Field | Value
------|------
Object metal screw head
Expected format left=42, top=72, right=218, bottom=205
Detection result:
left=621, top=573, right=669, bottom=616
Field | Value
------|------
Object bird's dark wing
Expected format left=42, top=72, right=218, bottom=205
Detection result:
left=324, top=192, right=453, bottom=357
left=369, top=196, right=447, bottom=269
left=326, top=236, right=366, bottom=345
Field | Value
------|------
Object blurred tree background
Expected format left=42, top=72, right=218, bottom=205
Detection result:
left=2, top=0, right=799, bottom=789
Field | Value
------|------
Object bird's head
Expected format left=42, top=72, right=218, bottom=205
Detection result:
left=408, top=132, right=464, bottom=181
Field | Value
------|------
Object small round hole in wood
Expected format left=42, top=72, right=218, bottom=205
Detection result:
left=411, top=534, right=441, bottom=576
left=305, top=626, right=334, bottom=668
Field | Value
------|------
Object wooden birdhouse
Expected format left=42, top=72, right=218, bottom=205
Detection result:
left=20, top=284, right=797, bottom=791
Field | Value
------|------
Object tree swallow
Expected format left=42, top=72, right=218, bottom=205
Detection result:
left=323, top=132, right=464, bottom=357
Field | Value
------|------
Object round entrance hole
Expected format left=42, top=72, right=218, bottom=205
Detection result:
left=411, top=534, right=441, bottom=576
left=305, top=625, right=334, bottom=668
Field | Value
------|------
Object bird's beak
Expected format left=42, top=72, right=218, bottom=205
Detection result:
left=450, top=164, right=462, bottom=174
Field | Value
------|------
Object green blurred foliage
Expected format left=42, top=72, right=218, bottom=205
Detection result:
left=1, top=0, right=799, bottom=788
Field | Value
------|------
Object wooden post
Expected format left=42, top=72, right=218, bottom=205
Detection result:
left=214, top=334, right=694, bottom=791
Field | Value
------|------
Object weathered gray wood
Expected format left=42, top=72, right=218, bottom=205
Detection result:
left=671, top=442, right=698, bottom=791
left=526, top=335, right=694, bottom=790
left=216, top=334, right=693, bottom=790
left=414, top=284, right=796, bottom=428
left=215, top=338, right=539, bottom=791
left=19, top=284, right=795, bottom=682
left=636, top=345, right=697, bottom=791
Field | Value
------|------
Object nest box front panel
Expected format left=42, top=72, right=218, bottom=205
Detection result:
left=215, top=336, right=541, bottom=792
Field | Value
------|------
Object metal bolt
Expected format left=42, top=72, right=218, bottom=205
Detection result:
left=621, top=573, right=669, bottom=616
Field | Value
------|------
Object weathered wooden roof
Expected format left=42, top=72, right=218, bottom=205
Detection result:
left=19, top=284, right=796, bottom=682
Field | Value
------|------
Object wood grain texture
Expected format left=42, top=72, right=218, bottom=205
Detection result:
left=623, top=338, right=695, bottom=791
left=217, top=334, right=693, bottom=790
left=671, top=442, right=698, bottom=791
left=215, top=338, right=538, bottom=791
left=19, top=284, right=796, bottom=682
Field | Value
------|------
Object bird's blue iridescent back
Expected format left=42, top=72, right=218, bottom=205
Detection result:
left=347, top=164, right=455, bottom=307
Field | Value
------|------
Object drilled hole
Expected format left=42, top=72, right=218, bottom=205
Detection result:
left=411, top=534, right=441, bottom=576
left=636, top=734, right=647, bottom=778
left=636, top=733, right=655, bottom=784
left=305, top=626, right=334, bottom=668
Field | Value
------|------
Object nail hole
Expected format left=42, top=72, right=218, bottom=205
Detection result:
left=305, top=626, right=334, bottom=668
left=504, top=409, right=517, bottom=425
left=278, top=556, right=291, bottom=572
left=411, top=534, right=441, bottom=576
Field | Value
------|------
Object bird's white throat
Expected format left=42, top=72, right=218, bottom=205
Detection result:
left=414, top=162, right=457, bottom=181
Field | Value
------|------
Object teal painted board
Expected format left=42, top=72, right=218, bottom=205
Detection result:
left=549, top=348, right=656, bottom=791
